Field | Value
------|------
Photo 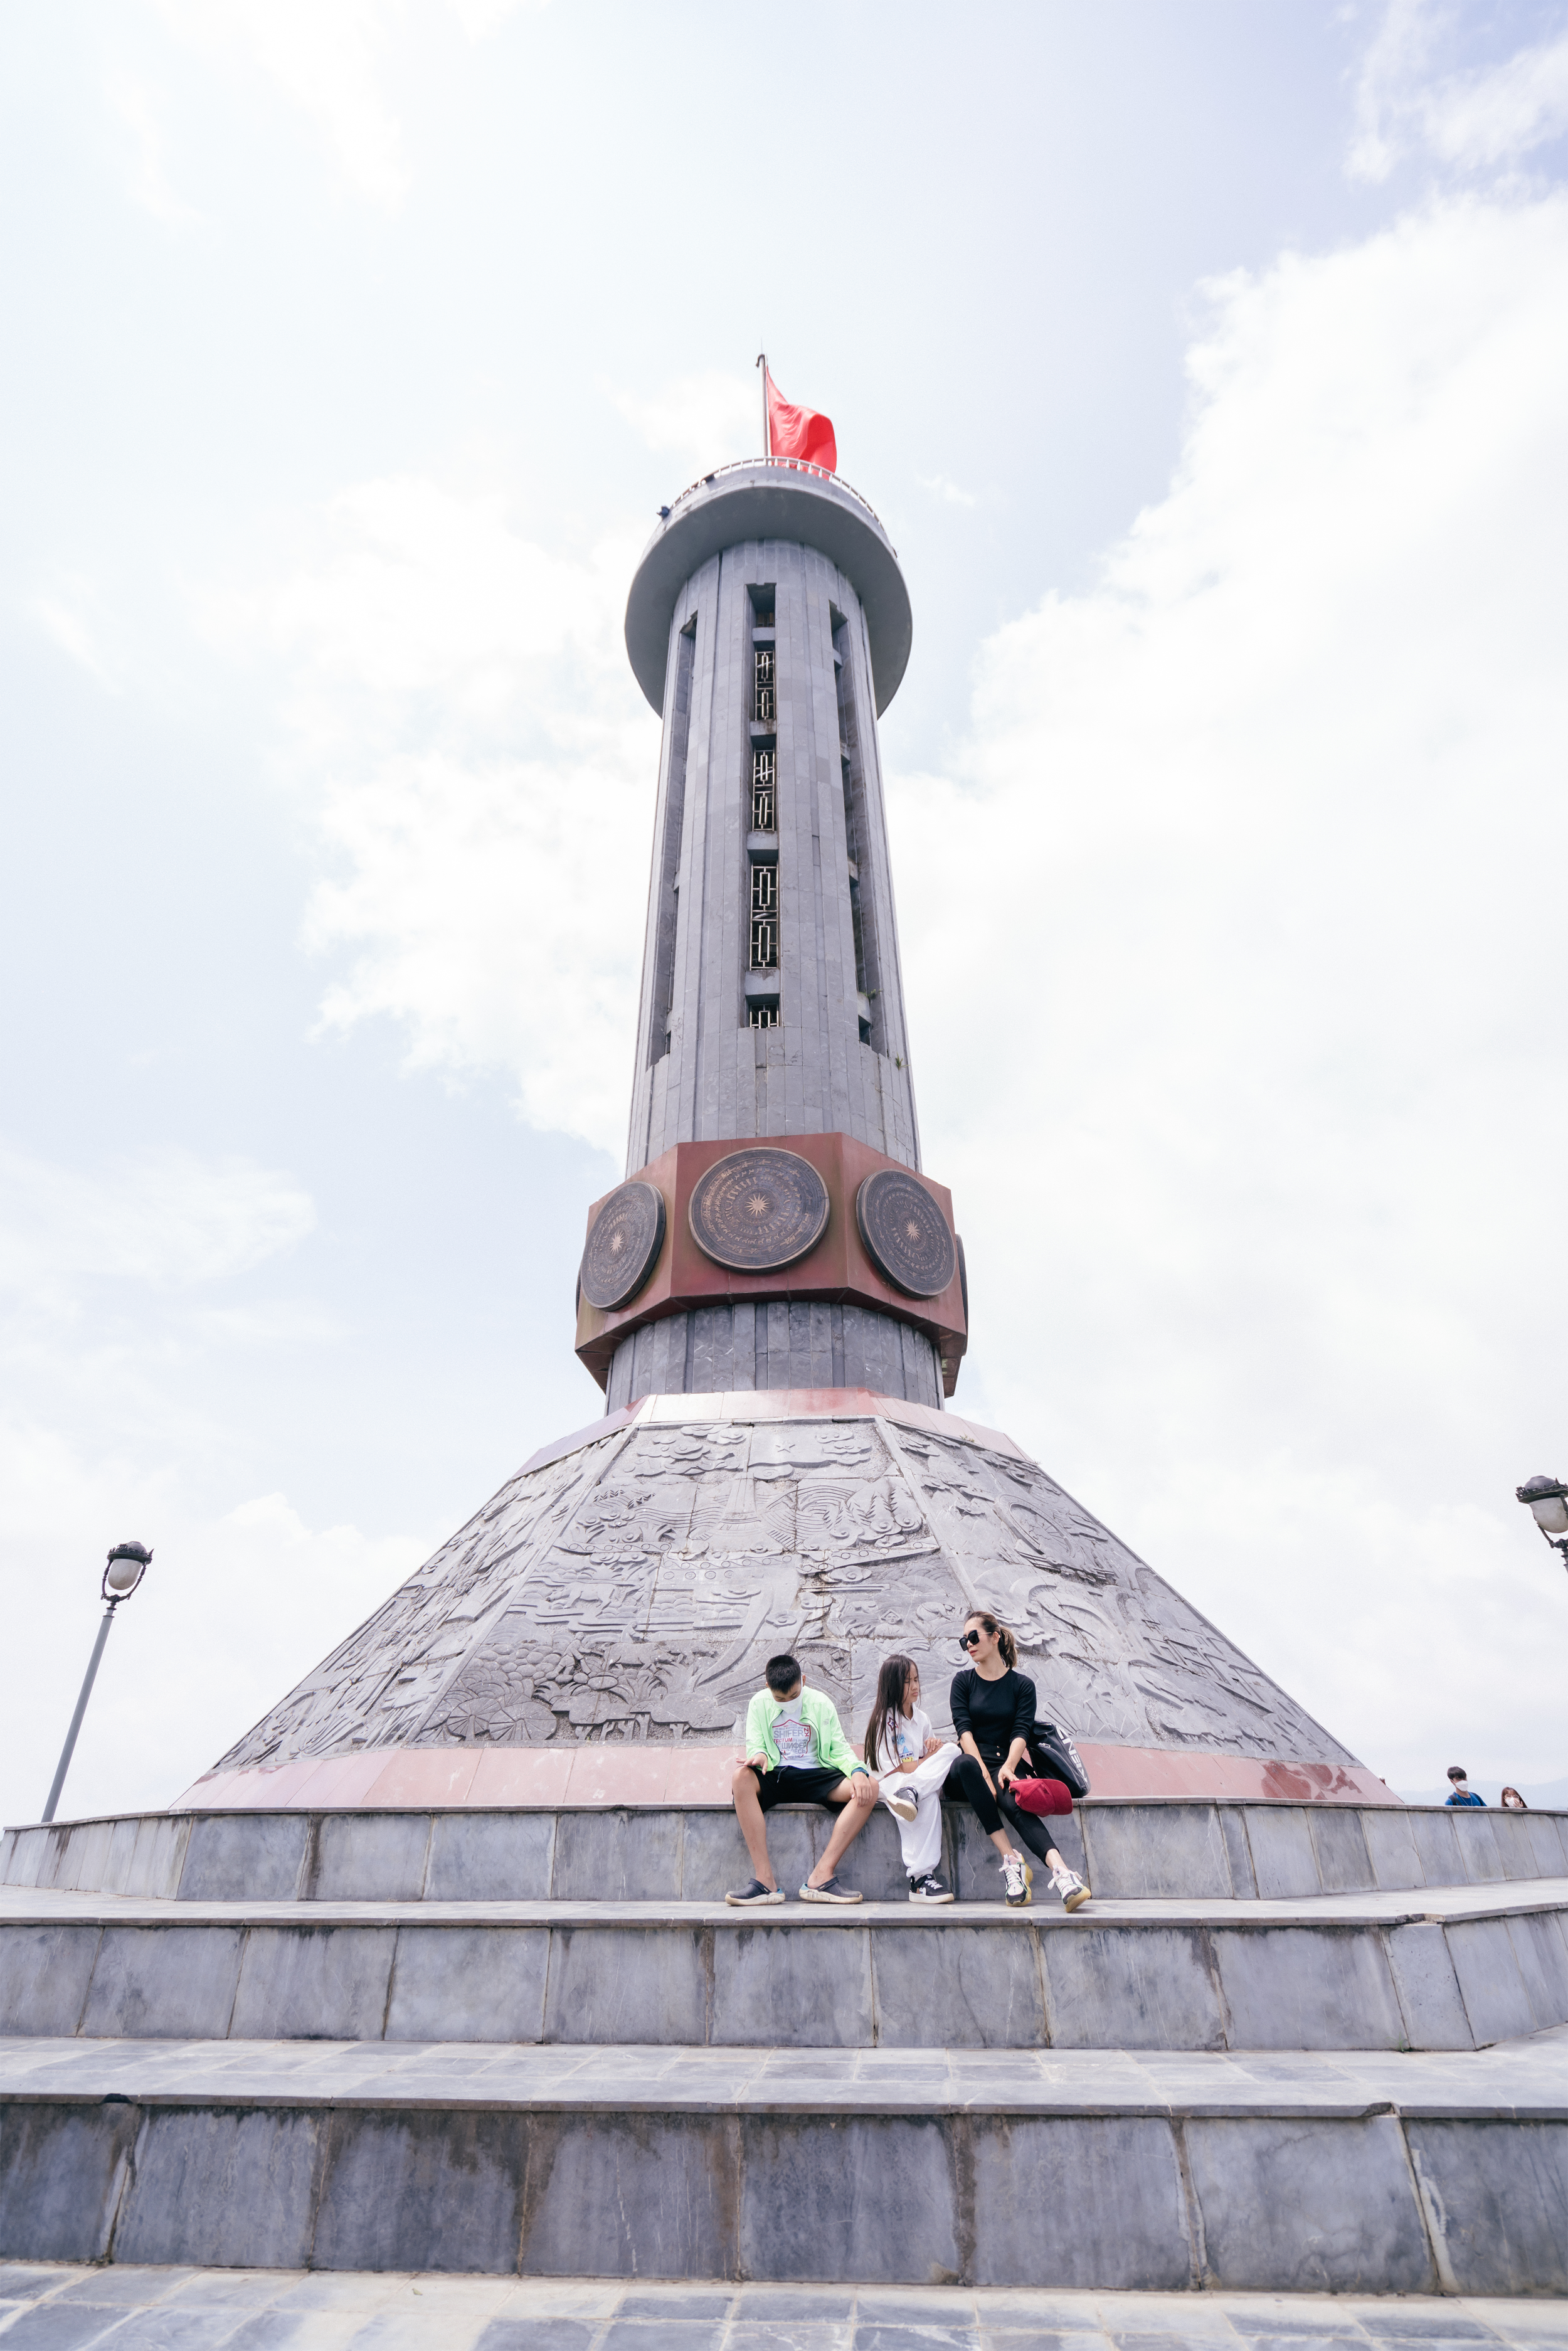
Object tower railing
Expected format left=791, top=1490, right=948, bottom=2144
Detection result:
left=665, top=457, right=894, bottom=547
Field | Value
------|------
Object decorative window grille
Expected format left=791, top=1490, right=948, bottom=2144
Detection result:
left=748, top=1003, right=779, bottom=1029
left=751, top=748, right=775, bottom=832
left=754, top=647, right=776, bottom=725
left=749, top=861, right=778, bottom=969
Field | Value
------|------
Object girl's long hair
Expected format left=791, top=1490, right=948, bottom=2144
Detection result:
left=865, top=1653, right=917, bottom=1769
left=965, top=1611, right=1018, bottom=1670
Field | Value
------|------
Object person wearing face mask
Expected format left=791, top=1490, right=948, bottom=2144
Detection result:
left=950, top=1610, right=1091, bottom=1911
left=1444, top=1766, right=1486, bottom=1807
left=725, top=1652, right=879, bottom=1904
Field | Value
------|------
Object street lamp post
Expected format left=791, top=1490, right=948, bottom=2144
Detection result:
left=40, top=1541, right=154, bottom=1825
left=1514, top=1477, right=1568, bottom=1570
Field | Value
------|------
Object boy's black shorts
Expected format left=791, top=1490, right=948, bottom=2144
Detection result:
left=746, top=1763, right=849, bottom=1812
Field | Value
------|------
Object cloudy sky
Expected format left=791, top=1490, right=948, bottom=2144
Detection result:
left=4, top=0, right=1567, bottom=1827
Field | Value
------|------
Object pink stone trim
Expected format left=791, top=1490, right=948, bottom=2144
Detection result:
left=363, top=1748, right=481, bottom=1809
left=171, top=1739, right=1399, bottom=1812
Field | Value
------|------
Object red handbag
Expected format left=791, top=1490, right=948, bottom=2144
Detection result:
left=1012, top=1775, right=1073, bottom=1817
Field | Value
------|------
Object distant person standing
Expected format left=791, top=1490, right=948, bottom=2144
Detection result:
left=1500, top=1786, right=1528, bottom=1810
left=1444, top=1765, right=1486, bottom=1807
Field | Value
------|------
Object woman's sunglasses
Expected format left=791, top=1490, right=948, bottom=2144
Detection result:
left=959, top=1628, right=985, bottom=1648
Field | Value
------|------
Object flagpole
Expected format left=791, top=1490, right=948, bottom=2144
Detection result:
left=756, top=351, right=770, bottom=458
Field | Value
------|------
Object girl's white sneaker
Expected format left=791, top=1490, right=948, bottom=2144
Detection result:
left=1001, top=1850, right=1032, bottom=1907
left=1050, top=1865, right=1091, bottom=1912
left=884, top=1783, right=918, bottom=1821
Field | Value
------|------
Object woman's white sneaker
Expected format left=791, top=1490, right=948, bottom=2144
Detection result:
left=884, top=1783, right=918, bottom=1822
left=1001, top=1850, right=1032, bottom=1907
left=1050, top=1865, right=1091, bottom=1912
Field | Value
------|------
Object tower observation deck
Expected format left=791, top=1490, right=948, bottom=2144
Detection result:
left=575, top=459, right=967, bottom=1411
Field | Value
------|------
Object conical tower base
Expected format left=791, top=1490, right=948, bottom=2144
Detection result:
left=183, top=1392, right=1390, bottom=1811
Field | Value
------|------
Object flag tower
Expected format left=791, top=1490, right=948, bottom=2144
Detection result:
left=193, top=408, right=1388, bottom=1807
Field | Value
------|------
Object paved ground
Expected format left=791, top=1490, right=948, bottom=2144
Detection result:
left=3, top=1882, right=1565, bottom=1933
left=3, top=2266, right=1567, bottom=2350
left=1, top=2026, right=1564, bottom=2118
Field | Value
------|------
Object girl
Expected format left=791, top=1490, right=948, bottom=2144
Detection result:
left=950, top=1610, right=1091, bottom=1911
left=864, top=1653, right=960, bottom=1903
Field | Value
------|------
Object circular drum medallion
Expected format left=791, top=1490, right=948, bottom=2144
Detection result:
left=579, top=1180, right=666, bottom=1311
left=856, top=1168, right=956, bottom=1299
left=687, top=1148, right=830, bottom=1273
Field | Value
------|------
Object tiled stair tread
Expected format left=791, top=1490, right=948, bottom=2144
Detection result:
left=3, top=2027, right=1564, bottom=2118
left=6, top=2266, right=1568, bottom=2347
left=3, top=1879, right=1565, bottom=1929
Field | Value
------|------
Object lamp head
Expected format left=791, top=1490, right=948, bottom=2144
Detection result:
left=102, top=1541, right=152, bottom=1602
left=1515, top=1475, right=1568, bottom=1535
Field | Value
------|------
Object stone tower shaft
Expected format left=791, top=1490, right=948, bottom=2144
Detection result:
left=573, top=462, right=965, bottom=1410
left=626, top=490, right=919, bottom=1172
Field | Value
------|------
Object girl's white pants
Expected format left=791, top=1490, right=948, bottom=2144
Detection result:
left=880, top=1741, right=961, bottom=1877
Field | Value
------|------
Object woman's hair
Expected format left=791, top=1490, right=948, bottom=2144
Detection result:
left=1501, top=1786, right=1526, bottom=1808
left=865, top=1653, right=918, bottom=1768
left=964, top=1610, right=1018, bottom=1670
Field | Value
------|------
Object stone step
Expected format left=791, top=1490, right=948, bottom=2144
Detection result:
left=8, top=2264, right=1568, bottom=2348
left=0, top=2027, right=1563, bottom=2292
left=4, top=1881, right=1565, bottom=2054
left=6, top=1796, right=1565, bottom=1909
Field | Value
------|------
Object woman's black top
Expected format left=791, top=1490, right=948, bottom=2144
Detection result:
left=950, top=1666, right=1036, bottom=1761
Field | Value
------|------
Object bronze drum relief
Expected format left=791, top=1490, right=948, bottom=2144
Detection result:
left=579, top=1180, right=667, bottom=1311
left=687, top=1148, right=830, bottom=1273
left=855, top=1167, right=956, bottom=1299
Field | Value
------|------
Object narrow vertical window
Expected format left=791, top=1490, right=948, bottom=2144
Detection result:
left=833, top=608, right=881, bottom=1049
left=746, top=584, right=780, bottom=1029
left=649, top=618, right=696, bottom=1064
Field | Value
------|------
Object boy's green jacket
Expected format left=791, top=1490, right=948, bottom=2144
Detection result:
left=743, top=1685, right=866, bottom=1777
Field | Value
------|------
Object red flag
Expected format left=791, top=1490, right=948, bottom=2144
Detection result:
left=764, top=367, right=837, bottom=474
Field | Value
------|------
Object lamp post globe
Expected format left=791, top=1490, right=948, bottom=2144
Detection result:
left=1515, top=1476, right=1568, bottom=1565
left=40, top=1539, right=155, bottom=1824
left=102, top=1540, right=153, bottom=1601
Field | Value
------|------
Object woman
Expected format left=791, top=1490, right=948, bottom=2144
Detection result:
left=1500, top=1786, right=1528, bottom=1810
left=864, top=1653, right=960, bottom=1904
left=950, top=1610, right=1091, bottom=1911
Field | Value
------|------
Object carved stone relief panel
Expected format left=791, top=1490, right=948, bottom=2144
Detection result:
left=211, top=1406, right=1362, bottom=1774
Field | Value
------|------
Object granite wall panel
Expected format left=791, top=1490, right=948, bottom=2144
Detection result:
left=114, top=2107, right=323, bottom=2271
left=0, top=2102, right=139, bottom=2264
left=1185, top=2115, right=1436, bottom=2292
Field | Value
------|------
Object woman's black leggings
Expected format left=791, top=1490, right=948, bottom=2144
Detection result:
left=952, top=1752, right=1064, bottom=1868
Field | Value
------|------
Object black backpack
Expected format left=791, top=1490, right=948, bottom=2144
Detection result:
left=1026, top=1720, right=1091, bottom=1800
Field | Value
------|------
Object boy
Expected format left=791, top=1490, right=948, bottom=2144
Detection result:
left=726, top=1653, right=879, bottom=1905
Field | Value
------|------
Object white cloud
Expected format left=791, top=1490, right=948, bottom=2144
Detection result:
left=154, top=0, right=409, bottom=208
left=203, top=472, right=657, bottom=1155
left=918, top=472, right=977, bottom=508
left=1350, top=0, right=1568, bottom=182
left=151, top=0, right=548, bottom=210
left=896, top=189, right=1568, bottom=1789
left=31, top=588, right=122, bottom=693
left=443, top=0, right=544, bottom=34
left=0, top=1144, right=315, bottom=1295
left=107, top=70, right=206, bottom=231
left=612, top=370, right=763, bottom=484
